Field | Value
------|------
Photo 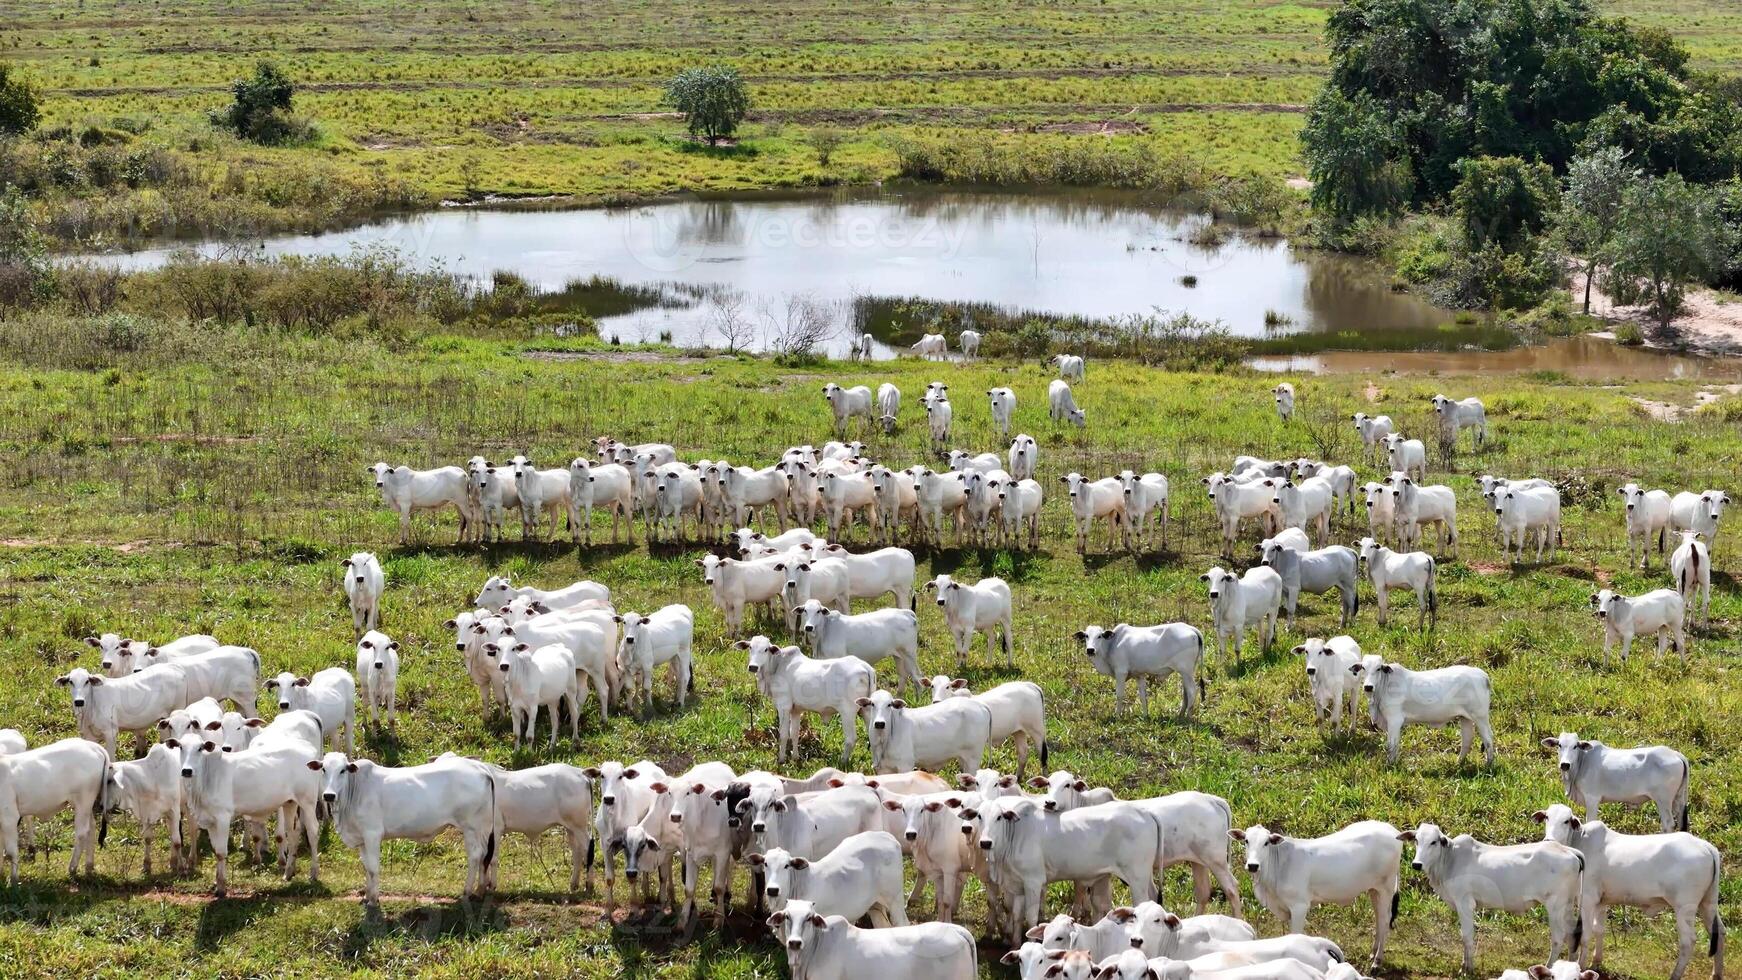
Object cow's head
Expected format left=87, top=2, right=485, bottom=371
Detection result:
left=1228, top=824, right=1284, bottom=874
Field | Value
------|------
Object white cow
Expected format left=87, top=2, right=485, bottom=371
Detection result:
left=368, top=462, right=473, bottom=544
left=1386, top=474, right=1458, bottom=556
left=267, top=668, right=357, bottom=754
left=1296, top=461, right=1359, bottom=516
left=1619, top=482, right=1675, bottom=568
left=927, top=678, right=1048, bottom=779
left=768, top=899, right=978, bottom=980
left=355, top=630, right=399, bottom=730
left=1536, top=803, right=1724, bottom=980
left=476, top=761, right=593, bottom=893
left=60, top=647, right=261, bottom=758
left=887, top=790, right=983, bottom=923
left=1590, top=587, right=1685, bottom=663
left=821, top=469, right=878, bottom=541
left=959, top=330, right=982, bottom=359
left=970, top=796, right=1162, bottom=938
left=1232, top=820, right=1403, bottom=968
left=1496, top=484, right=1561, bottom=563
left=1076, top=623, right=1203, bottom=717
left=1356, top=538, right=1437, bottom=629
left=499, top=642, right=580, bottom=748
left=475, top=576, right=610, bottom=614
left=989, top=386, right=1019, bottom=437
left=756, top=832, right=908, bottom=925
left=88, top=632, right=219, bottom=678
left=1204, top=472, right=1279, bottom=558
left=1260, top=537, right=1358, bottom=629
left=1048, top=379, right=1085, bottom=427
left=1431, top=394, right=1488, bottom=446
left=1670, top=530, right=1712, bottom=626
left=799, top=603, right=922, bottom=697
left=0, top=738, right=108, bottom=884
left=341, top=551, right=384, bottom=638
left=172, top=729, right=324, bottom=894
left=593, top=437, right=677, bottom=468
left=1063, top=472, right=1126, bottom=553
left=1354, top=660, right=1494, bottom=765
left=926, top=393, right=955, bottom=450
left=1400, top=822, right=1583, bottom=973
left=1296, top=635, right=1362, bottom=733
left=1272, top=383, right=1295, bottom=422
left=1009, top=434, right=1039, bottom=480
left=1125, top=901, right=1260, bottom=959
left=315, top=752, right=498, bottom=906
left=1497, top=964, right=1595, bottom=980
left=744, top=636, right=876, bottom=766
left=1118, top=471, right=1171, bottom=550
left=926, top=574, right=1014, bottom=670
left=1201, top=565, right=1282, bottom=665
left=860, top=688, right=995, bottom=775
left=670, top=779, right=741, bottom=930
left=1053, top=354, right=1086, bottom=381
left=468, top=461, right=515, bottom=542
left=511, top=459, right=571, bottom=541
left=587, top=759, right=668, bottom=911
left=823, top=383, right=875, bottom=435
left=567, top=458, right=635, bottom=544
left=817, top=544, right=916, bottom=608
left=911, top=465, right=969, bottom=544
left=745, top=783, right=883, bottom=861
left=615, top=605, right=694, bottom=718
left=1671, top=489, right=1731, bottom=545
left=699, top=553, right=787, bottom=636
left=996, top=476, right=1046, bottom=549
left=777, top=558, right=853, bottom=633
left=1351, top=413, right=1395, bottom=461
left=1381, top=434, right=1427, bottom=482
left=874, top=382, right=901, bottom=435
left=912, top=333, right=949, bottom=360
left=100, top=741, right=183, bottom=876
left=1543, top=731, right=1691, bottom=832
left=1359, top=481, right=1397, bottom=545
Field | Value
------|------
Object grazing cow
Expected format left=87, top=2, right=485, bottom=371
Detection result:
left=1353, top=660, right=1493, bottom=765
left=777, top=558, right=853, bottom=633
left=614, top=605, right=695, bottom=718
left=768, top=899, right=978, bottom=980
left=1201, top=565, right=1282, bottom=665
left=1271, top=477, right=1335, bottom=541
left=822, top=383, right=875, bottom=436
left=172, top=729, right=324, bottom=895
left=1118, top=471, right=1171, bottom=550
left=0, top=738, right=109, bottom=884
left=89, top=632, right=219, bottom=678
left=1356, top=538, right=1437, bottom=629
left=1076, top=623, right=1203, bottom=717
left=1297, top=635, right=1362, bottom=733
left=341, top=552, right=384, bottom=638
left=474, top=761, right=592, bottom=893
left=1400, top=822, right=1583, bottom=973
left=798, top=603, right=922, bottom=696
left=926, top=574, right=1015, bottom=670
left=699, top=553, right=787, bottom=636
left=1590, top=587, right=1685, bottom=663
left=1386, top=474, right=1458, bottom=556
left=1359, top=481, right=1396, bottom=545
left=567, top=458, right=636, bottom=544
left=912, top=333, right=949, bottom=360
left=498, top=642, right=580, bottom=749
left=1261, top=537, right=1358, bottom=629
left=1048, top=379, right=1086, bottom=427
left=1296, top=460, right=1359, bottom=515
left=60, top=647, right=261, bottom=758
left=368, top=462, right=473, bottom=544
left=818, top=543, right=916, bottom=608
left=926, top=392, right=954, bottom=450
left=1543, top=731, right=1691, bottom=832
left=859, top=688, right=994, bottom=776
left=1671, top=530, right=1712, bottom=626
left=267, top=668, right=357, bottom=754
left=1351, top=413, right=1395, bottom=461
left=586, top=759, right=668, bottom=911
left=1381, top=434, right=1427, bottom=482
left=1618, top=482, right=1675, bottom=567
left=1063, top=472, right=1127, bottom=553
left=1232, top=820, right=1403, bottom=968
left=1272, top=383, right=1295, bottom=422
left=1431, top=394, right=1488, bottom=446
left=744, top=637, right=876, bottom=766
left=1009, top=434, right=1039, bottom=480
left=1496, top=484, right=1561, bottom=563
left=510, top=458, right=571, bottom=541
left=1053, top=353, right=1087, bottom=381
left=476, top=576, right=610, bottom=613
left=1204, top=472, right=1279, bottom=558
left=989, top=387, right=1019, bottom=437
left=756, top=832, right=909, bottom=925
left=314, top=752, right=498, bottom=907
left=969, top=796, right=1162, bottom=939
left=1671, top=489, right=1731, bottom=546
left=996, top=476, right=1046, bottom=550
left=927, top=678, right=1048, bottom=779
left=872, top=382, right=901, bottom=435
left=101, top=742, right=183, bottom=876
left=958, top=330, right=982, bottom=359
left=1536, top=803, right=1724, bottom=980
left=355, top=630, right=399, bottom=730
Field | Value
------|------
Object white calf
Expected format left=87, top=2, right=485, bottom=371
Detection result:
left=996, top=476, right=1045, bottom=549
left=89, top=632, right=218, bottom=677
left=1272, top=382, right=1295, bottom=422
left=1076, top=623, right=1203, bottom=717
left=568, top=458, right=635, bottom=544
left=60, top=648, right=261, bottom=758
left=1671, top=530, right=1712, bottom=625
left=355, top=630, right=399, bottom=730
left=1204, top=472, right=1278, bottom=558
left=756, top=832, right=908, bottom=925
left=821, top=469, right=877, bottom=541
left=587, top=759, right=668, bottom=911
left=860, top=688, right=994, bottom=775
left=1355, top=660, right=1494, bottom=765
left=1009, top=434, right=1039, bottom=480
left=1543, top=731, right=1691, bottom=832
left=1261, top=537, right=1358, bottom=629
left=101, top=742, right=183, bottom=876
left=959, top=330, right=982, bottom=359
left=1671, top=489, right=1730, bottom=545
left=1431, top=394, right=1488, bottom=446
left=615, top=604, right=694, bottom=718
left=818, top=544, right=915, bottom=608
left=1360, top=482, right=1396, bottom=545
left=1063, top=472, right=1126, bottom=553
left=341, top=552, right=384, bottom=638
left=1233, top=820, right=1402, bottom=968
left=1201, top=565, right=1282, bottom=665
left=799, top=603, right=922, bottom=697
left=174, top=731, right=324, bottom=894
left=928, top=679, right=1048, bottom=779
left=1496, top=484, right=1561, bottom=563
left=0, top=738, right=108, bottom=884
left=1271, top=476, right=1334, bottom=541
left=1382, top=434, right=1427, bottom=482
left=746, top=784, right=883, bottom=860
left=926, top=574, right=1015, bottom=670
left=1053, top=354, right=1086, bottom=381
left=482, top=762, right=593, bottom=893
left=744, top=637, right=876, bottom=766
left=989, top=386, right=1019, bottom=437
left=1119, top=471, right=1170, bottom=549
left=499, top=642, right=580, bottom=748
left=927, top=394, right=954, bottom=450
left=1351, top=413, right=1394, bottom=460
left=875, top=382, right=900, bottom=434
left=768, top=899, right=978, bottom=980
left=823, top=383, right=875, bottom=435
left=912, top=465, right=969, bottom=544
left=1048, top=379, right=1085, bottom=427
left=1387, top=474, right=1458, bottom=555
left=1401, top=822, right=1583, bottom=972
left=1296, top=635, right=1361, bottom=733
left=700, top=553, right=786, bottom=636
left=512, top=460, right=571, bottom=540
left=475, top=575, right=610, bottom=613
left=1590, top=587, right=1685, bottom=663
left=970, top=796, right=1162, bottom=938
left=267, top=668, right=356, bottom=754
left=1619, top=482, right=1675, bottom=568
left=1356, top=538, right=1437, bottom=629
left=369, top=462, right=473, bottom=544
left=777, top=558, right=853, bottom=632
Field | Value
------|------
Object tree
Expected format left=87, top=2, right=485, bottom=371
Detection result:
left=1554, top=146, right=1639, bottom=312
left=807, top=127, right=844, bottom=167
left=0, top=63, right=41, bottom=137
left=0, top=186, right=51, bottom=308
left=214, top=61, right=299, bottom=144
left=1605, top=174, right=1733, bottom=333
left=1300, top=87, right=1412, bottom=226
left=664, top=65, right=750, bottom=145
left=1450, top=156, right=1560, bottom=254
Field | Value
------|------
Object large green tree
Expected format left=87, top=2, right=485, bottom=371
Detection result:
left=1605, top=174, right=1733, bottom=332
left=1554, top=146, right=1639, bottom=312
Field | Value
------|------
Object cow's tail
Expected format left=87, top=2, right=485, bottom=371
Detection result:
left=1678, top=757, right=1693, bottom=832
left=1707, top=849, right=1725, bottom=967
left=482, top=769, right=499, bottom=874
left=1683, top=546, right=1699, bottom=599
left=97, top=760, right=112, bottom=847
left=1389, top=889, right=1400, bottom=928
left=1039, top=738, right=1049, bottom=770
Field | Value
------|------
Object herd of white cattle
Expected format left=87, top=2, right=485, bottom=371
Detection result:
left=2, top=355, right=1731, bottom=980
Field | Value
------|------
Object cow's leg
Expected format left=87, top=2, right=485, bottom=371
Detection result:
left=1672, top=906, right=1697, bottom=980
left=1191, top=863, right=1212, bottom=915
left=1371, top=885, right=1394, bottom=967
left=1457, top=718, right=1474, bottom=763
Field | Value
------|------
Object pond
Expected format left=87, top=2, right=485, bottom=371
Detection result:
left=89, top=186, right=1454, bottom=355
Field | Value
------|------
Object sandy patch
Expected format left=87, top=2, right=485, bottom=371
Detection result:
left=1573, top=274, right=1742, bottom=355
left=1285, top=177, right=1313, bottom=191
left=1, top=538, right=181, bottom=552
left=1628, top=383, right=1742, bottom=422
left=1363, top=382, right=1382, bottom=403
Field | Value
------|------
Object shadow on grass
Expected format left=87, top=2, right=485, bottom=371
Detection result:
left=340, top=897, right=508, bottom=958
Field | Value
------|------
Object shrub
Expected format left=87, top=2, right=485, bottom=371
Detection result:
left=213, top=61, right=307, bottom=145
left=0, top=62, right=41, bottom=136
left=664, top=65, right=750, bottom=145
left=1613, top=321, right=1645, bottom=345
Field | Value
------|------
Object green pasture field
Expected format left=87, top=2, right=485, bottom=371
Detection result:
left=0, top=319, right=1738, bottom=977
left=10, top=0, right=1741, bottom=207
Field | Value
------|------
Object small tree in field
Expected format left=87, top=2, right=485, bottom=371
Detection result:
left=215, top=61, right=300, bottom=144
left=0, top=63, right=41, bottom=137
left=665, top=65, right=749, bottom=145
left=1605, top=174, right=1733, bottom=333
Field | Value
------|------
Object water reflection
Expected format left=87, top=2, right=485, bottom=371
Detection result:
left=1250, top=335, right=1742, bottom=381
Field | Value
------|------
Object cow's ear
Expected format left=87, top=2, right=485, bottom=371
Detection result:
left=163, top=738, right=180, bottom=749
left=1379, top=663, right=1394, bottom=673
left=1396, top=831, right=1416, bottom=842
left=826, top=778, right=845, bottom=788
left=1072, top=630, right=1087, bottom=640
left=204, top=721, right=223, bottom=731
left=1024, top=925, right=1047, bottom=940
left=787, top=857, right=809, bottom=870
left=388, top=642, right=399, bottom=651
left=881, top=800, right=902, bottom=812
left=246, top=719, right=265, bottom=728
left=1528, top=968, right=1553, bottom=980
left=999, top=952, right=1021, bottom=966
left=623, top=768, right=640, bottom=779
left=84, top=636, right=101, bottom=648
left=853, top=697, right=872, bottom=708
left=889, top=699, right=906, bottom=710
left=944, top=797, right=962, bottom=809
left=345, top=763, right=358, bottom=773
left=294, top=677, right=310, bottom=687
left=1108, top=906, right=1137, bottom=923
left=1227, top=829, right=1246, bottom=841
left=265, top=678, right=279, bottom=689
left=649, top=782, right=668, bottom=795
left=1348, top=663, right=1364, bottom=675
left=763, top=908, right=781, bottom=924
left=341, top=558, right=353, bottom=567
left=1539, top=737, right=1559, bottom=749
left=734, top=640, right=750, bottom=650
left=1073, top=780, right=1086, bottom=792
left=710, top=789, right=728, bottom=802
left=1198, top=574, right=1210, bottom=582
left=156, top=718, right=171, bottom=730
left=1577, top=740, right=1592, bottom=750
left=949, top=678, right=969, bottom=689
left=306, top=760, right=322, bottom=771
left=1531, top=810, right=1549, bottom=824
left=54, top=675, right=71, bottom=686
left=1027, top=776, right=1048, bottom=788
left=1163, top=913, right=1181, bottom=928
left=1267, top=833, right=1284, bottom=845
left=88, top=676, right=104, bottom=686
left=202, top=741, right=217, bottom=753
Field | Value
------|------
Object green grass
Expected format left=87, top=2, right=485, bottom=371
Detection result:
left=0, top=315, right=1739, bottom=977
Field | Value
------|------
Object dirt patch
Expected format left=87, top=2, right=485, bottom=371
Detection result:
left=1574, top=276, right=1742, bottom=356
left=1, top=538, right=183, bottom=552
left=1285, top=176, right=1313, bottom=191
left=1002, top=119, right=1148, bottom=136
left=1363, top=382, right=1382, bottom=403
left=1467, top=562, right=1506, bottom=576
left=1628, top=384, right=1742, bottom=422
left=521, top=350, right=712, bottom=364
left=111, top=433, right=258, bottom=446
